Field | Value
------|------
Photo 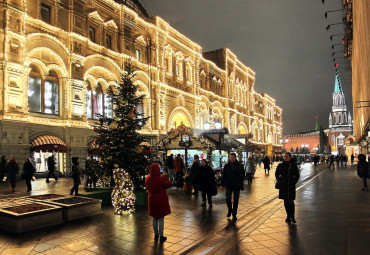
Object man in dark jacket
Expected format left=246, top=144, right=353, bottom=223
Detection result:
left=46, top=155, right=58, bottom=182
left=263, top=155, right=270, bottom=174
left=275, top=152, right=300, bottom=223
left=221, top=152, right=244, bottom=221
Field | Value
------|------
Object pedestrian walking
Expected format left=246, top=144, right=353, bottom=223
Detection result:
left=70, top=157, right=81, bottom=196
left=221, top=152, right=245, bottom=221
left=145, top=163, right=171, bottom=242
left=7, top=155, right=19, bottom=192
left=343, top=154, right=348, bottom=167
left=257, top=156, right=262, bottom=168
left=166, top=154, right=175, bottom=184
left=244, top=156, right=256, bottom=184
left=275, top=152, right=300, bottom=223
left=46, top=155, right=58, bottom=182
left=23, top=158, right=35, bottom=192
left=263, top=155, right=270, bottom=174
left=357, top=154, right=369, bottom=191
left=174, top=154, right=185, bottom=187
left=0, top=156, right=7, bottom=182
left=328, top=155, right=335, bottom=169
left=198, top=159, right=216, bottom=207
left=351, top=154, right=355, bottom=165
left=335, top=155, right=340, bottom=168
left=190, top=155, right=200, bottom=195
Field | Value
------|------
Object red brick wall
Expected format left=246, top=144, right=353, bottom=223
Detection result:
left=283, top=134, right=320, bottom=154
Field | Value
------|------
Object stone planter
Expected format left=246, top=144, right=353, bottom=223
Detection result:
left=0, top=202, right=63, bottom=234
left=39, top=196, right=102, bottom=221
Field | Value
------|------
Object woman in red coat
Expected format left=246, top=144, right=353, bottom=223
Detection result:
left=145, top=163, right=171, bottom=242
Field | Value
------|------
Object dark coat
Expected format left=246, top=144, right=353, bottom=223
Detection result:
left=145, top=165, right=171, bottom=219
left=198, top=165, right=216, bottom=192
left=275, top=161, right=300, bottom=200
left=166, top=156, right=174, bottom=169
left=0, top=158, right=7, bottom=177
left=357, top=160, right=369, bottom=178
left=190, top=161, right=200, bottom=185
left=7, top=162, right=19, bottom=181
left=222, top=160, right=245, bottom=191
left=263, top=156, right=270, bottom=169
left=71, top=165, right=81, bottom=185
left=47, top=156, right=55, bottom=171
left=23, top=162, right=35, bottom=180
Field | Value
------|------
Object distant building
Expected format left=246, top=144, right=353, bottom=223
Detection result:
left=283, top=75, right=354, bottom=156
left=328, top=75, right=353, bottom=155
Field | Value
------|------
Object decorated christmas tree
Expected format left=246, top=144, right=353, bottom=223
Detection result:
left=93, top=61, right=150, bottom=190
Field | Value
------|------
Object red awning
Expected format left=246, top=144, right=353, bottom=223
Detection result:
left=31, top=135, right=67, bottom=152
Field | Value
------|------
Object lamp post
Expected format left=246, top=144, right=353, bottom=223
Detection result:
left=203, top=121, right=210, bottom=130
left=280, top=137, right=289, bottom=154
left=326, top=23, right=344, bottom=31
left=214, top=120, right=223, bottom=168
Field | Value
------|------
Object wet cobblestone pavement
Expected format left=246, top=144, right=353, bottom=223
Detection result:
left=0, top=162, right=369, bottom=254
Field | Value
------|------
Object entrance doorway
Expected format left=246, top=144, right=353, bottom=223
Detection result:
left=31, top=135, right=67, bottom=174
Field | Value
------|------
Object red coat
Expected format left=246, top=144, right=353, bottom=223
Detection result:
left=174, top=157, right=185, bottom=173
left=145, top=164, right=171, bottom=219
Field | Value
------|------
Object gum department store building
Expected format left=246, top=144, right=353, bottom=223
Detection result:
left=0, top=0, right=282, bottom=174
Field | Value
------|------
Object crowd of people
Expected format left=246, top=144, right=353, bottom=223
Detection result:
left=1, top=150, right=369, bottom=244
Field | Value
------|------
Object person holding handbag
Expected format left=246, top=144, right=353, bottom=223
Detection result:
left=275, top=152, right=300, bottom=223
left=23, top=158, right=35, bottom=192
left=198, top=159, right=216, bottom=207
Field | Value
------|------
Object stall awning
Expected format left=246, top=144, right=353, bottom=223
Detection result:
left=31, top=135, right=67, bottom=152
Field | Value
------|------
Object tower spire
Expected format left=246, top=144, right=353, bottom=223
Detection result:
left=334, top=74, right=343, bottom=93
left=315, top=116, right=319, bottom=131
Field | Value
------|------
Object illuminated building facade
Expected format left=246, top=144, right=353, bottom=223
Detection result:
left=0, top=0, right=282, bottom=173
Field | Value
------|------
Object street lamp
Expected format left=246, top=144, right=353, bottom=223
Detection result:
left=214, top=120, right=222, bottom=129
left=203, top=121, right=210, bottom=130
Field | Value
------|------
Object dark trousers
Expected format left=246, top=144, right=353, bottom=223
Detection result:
left=284, top=199, right=295, bottom=219
left=175, top=172, right=183, bottom=187
left=226, top=189, right=240, bottom=216
left=362, top=177, right=367, bottom=188
left=328, top=162, right=335, bottom=168
left=193, top=185, right=199, bottom=194
left=70, top=184, right=79, bottom=195
left=10, top=180, right=16, bottom=190
left=201, top=190, right=212, bottom=204
left=46, top=171, right=58, bottom=181
left=25, top=179, right=32, bottom=191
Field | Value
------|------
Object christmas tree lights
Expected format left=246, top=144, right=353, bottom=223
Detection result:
left=111, top=168, right=136, bottom=214
left=92, top=61, right=150, bottom=192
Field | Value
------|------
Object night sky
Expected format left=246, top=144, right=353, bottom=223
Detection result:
left=142, top=0, right=352, bottom=134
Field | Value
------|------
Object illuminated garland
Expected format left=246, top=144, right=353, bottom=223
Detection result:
left=111, top=168, right=136, bottom=214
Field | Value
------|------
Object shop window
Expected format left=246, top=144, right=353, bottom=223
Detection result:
left=28, top=68, right=59, bottom=115
left=86, top=82, right=112, bottom=119
left=106, top=34, right=112, bottom=49
left=41, top=4, right=51, bottom=24
left=89, top=27, right=96, bottom=43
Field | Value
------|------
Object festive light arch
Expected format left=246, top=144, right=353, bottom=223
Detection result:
left=167, top=107, right=193, bottom=130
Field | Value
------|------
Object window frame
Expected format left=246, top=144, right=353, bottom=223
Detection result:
left=89, top=27, right=96, bottom=43
left=40, top=4, right=51, bottom=24
left=28, top=68, right=59, bottom=115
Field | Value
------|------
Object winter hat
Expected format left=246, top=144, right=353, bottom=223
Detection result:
left=149, top=163, right=161, bottom=176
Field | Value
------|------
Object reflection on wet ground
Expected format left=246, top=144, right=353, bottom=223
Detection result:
left=0, top=162, right=368, bottom=254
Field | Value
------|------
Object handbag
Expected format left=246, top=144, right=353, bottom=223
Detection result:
left=211, top=184, right=218, bottom=196
left=274, top=179, right=280, bottom=189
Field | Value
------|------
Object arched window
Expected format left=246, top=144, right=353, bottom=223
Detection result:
left=28, top=67, right=59, bottom=115
left=86, top=82, right=112, bottom=119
